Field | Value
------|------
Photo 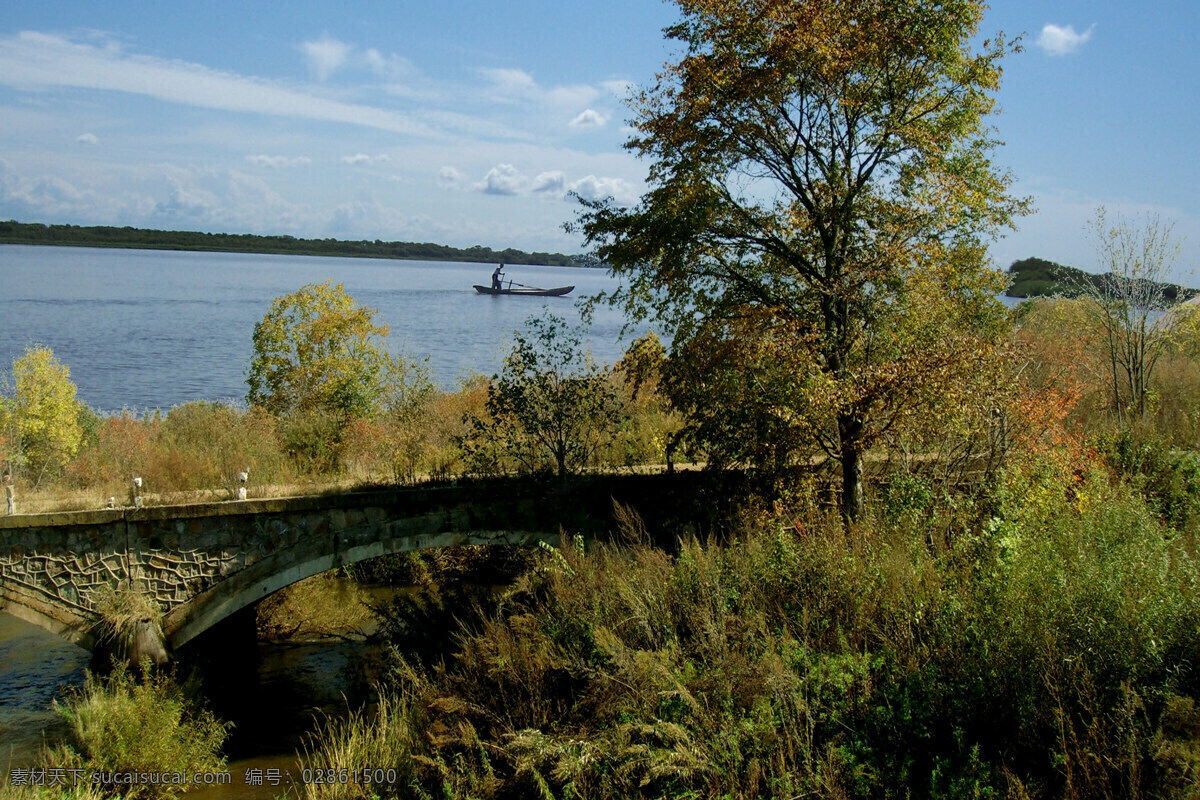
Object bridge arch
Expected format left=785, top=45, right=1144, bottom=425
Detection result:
left=165, top=528, right=558, bottom=649
left=1, top=474, right=701, bottom=654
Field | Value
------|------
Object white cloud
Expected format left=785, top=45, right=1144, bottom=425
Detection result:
left=480, top=67, right=537, bottom=98
left=0, top=32, right=438, bottom=138
left=531, top=171, right=566, bottom=194
left=569, top=109, right=608, bottom=129
left=245, top=154, right=311, bottom=168
left=341, top=153, right=391, bottom=165
left=1036, top=23, right=1095, bottom=56
left=302, top=35, right=350, bottom=80
left=479, top=67, right=601, bottom=111
left=475, top=163, right=527, bottom=195
left=363, top=48, right=416, bottom=80
left=568, top=174, right=637, bottom=205
left=438, top=166, right=464, bottom=189
left=600, top=80, right=634, bottom=98
left=76, top=132, right=99, bottom=145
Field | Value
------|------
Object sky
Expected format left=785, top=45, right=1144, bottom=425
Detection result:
left=1, top=0, right=1197, bottom=281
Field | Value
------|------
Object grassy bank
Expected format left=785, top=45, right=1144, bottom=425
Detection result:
left=2, top=348, right=679, bottom=512
left=2, top=666, right=229, bottom=800
left=299, top=446, right=1200, bottom=800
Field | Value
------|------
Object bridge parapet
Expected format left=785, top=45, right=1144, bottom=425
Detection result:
left=0, top=474, right=719, bottom=652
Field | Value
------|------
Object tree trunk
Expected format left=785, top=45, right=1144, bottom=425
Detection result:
left=838, top=414, right=865, bottom=523
left=841, top=445, right=864, bottom=523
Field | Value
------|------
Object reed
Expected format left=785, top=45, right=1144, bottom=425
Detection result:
left=303, top=450, right=1200, bottom=799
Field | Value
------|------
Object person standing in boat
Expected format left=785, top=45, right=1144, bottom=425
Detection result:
left=491, top=263, right=505, bottom=290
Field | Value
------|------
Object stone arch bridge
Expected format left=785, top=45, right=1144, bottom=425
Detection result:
left=0, top=474, right=719, bottom=653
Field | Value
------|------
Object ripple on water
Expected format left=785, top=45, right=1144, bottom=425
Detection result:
left=0, top=612, right=91, bottom=765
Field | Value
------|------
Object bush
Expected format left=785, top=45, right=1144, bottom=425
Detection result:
left=44, top=665, right=229, bottom=800
left=1098, top=428, right=1200, bottom=532
left=303, top=452, right=1200, bottom=799
left=63, top=404, right=293, bottom=499
left=462, top=314, right=620, bottom=478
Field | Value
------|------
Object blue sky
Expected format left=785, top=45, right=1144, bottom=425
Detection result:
left=1, top=1, right=1197, bottom=281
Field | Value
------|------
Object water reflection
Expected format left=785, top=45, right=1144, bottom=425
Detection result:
left=0, top=612, right=90, bottom=766
left=0, top=580, right=399, bottom=799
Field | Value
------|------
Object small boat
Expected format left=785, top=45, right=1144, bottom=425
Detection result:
left=473, top=284, right=574, bottom=297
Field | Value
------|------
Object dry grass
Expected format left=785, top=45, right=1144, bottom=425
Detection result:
left=300, top=453, right=1200, bottom=800
left=6, top=478, right=371, bottom=515
left=256, top=572, right=376, bottom=641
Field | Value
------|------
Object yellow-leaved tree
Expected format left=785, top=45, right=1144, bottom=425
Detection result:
left=246, top=279, right=431, bottom=473
left=2, top=344, right=85, bottom=485
left=576, top=0, right=1028, bottom=519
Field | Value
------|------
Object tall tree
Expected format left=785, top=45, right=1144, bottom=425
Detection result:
left=2, top=344, right=85, bottom=485
left=577, top=0, right=1027, bottom=519
left=1077, top=207, right=1183, bottom=420
left=247, top=279, right=394, bottom=419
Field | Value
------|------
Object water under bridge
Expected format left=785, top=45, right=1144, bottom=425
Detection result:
left=0, top=473, right=726, bottom=654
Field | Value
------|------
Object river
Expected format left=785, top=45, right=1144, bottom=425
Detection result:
left=0, top=580, right=400, bottom=799
left=0, top=245, right=639, bottom=412
left=0, top=244, right=626, bottom=795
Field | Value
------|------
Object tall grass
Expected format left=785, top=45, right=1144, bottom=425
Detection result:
left=302, top=452, right=1200, bottom=799
left=41, top=665, right=229, bottom=800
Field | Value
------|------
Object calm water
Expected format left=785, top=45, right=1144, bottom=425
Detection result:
left=0, top=245, right=640, bottom=412
left=1, top=580, right=395, bottom=797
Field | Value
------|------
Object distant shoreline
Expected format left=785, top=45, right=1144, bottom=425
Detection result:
left=1004, top=256, right=1198, bottom=302
left=0, top=220, right=597, bottom=268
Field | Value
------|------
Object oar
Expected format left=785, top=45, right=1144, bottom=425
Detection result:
left=507, top=280, right=547, bottom=291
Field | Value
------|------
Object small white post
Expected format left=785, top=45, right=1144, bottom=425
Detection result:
left=132, top=476, right=143, bottom=509
left=5, top=483, right=14, bottom=516
left=237, top=467, right=249, bottom=501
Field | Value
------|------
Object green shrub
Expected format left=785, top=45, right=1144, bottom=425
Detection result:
left=300, top=452, right=1200, bottom=799
left=1099, top=428, right=1200, bottom=531
left=45, top=665, right=229, bottom=800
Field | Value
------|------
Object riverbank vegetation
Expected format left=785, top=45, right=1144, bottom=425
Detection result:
left=299, top=459, right=1200, bottom=800
left=3, top=665, right=229, bottom=800
left=8, top=0, right=1200, bottom=796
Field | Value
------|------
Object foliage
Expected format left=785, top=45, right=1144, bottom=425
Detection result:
left=62, top=403, right=291, bottom=500
left=1098, top=428, right=1200, bottom=532
left=341, top=358, right=436, bottom=483
left=606, top=333, right=685, bottom=468
left=45, top=665, right=229, bottom=800
left=307, top=454, right=1200, bottom=799
left=463, top=314, right=621, bottom=478
left=576, top=0, right=1026, bottom=518
left=614, top=331, right=667, bottom=401
left=1074, top=208, right=1185, bottom=419
left=2, top=344, right=85, bottom=486
left=247, top=279, right=434, bottom=472
left=247, top=279, right=395, bottom=420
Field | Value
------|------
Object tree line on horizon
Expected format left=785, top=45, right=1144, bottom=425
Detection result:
left=0, top=220, right=586, bottom=267
left=10, top=0, right=1200, bottom=793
